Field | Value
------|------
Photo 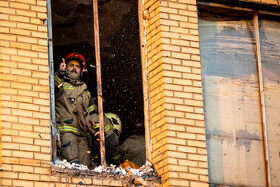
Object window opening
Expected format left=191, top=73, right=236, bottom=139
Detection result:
left=198, top=2, right=280, bottom=186
left=49, top=0, right=147, bottom=168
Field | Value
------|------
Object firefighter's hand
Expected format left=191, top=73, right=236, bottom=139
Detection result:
left=94, top=131, right=100, bottom=142
left=60, top=58, right=66, bottom=72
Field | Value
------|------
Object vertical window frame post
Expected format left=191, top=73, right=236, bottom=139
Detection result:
left=253, top=11, right=272, bottom=187
left=93, top=0, right=106, bottom=166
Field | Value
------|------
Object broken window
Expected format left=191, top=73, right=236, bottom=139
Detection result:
left=48, top=0, right=147, bottom=168
left=198, top=3, right=280, bottom=187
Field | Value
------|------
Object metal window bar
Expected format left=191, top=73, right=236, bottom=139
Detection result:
left=93, top=0, right=106, bottom=166
left=46, top=0, right=57, bottom=162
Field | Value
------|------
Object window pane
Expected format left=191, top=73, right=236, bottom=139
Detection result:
left=259, top=17, right=280, bottom=186
left=199, top=13, right=266, bottom=186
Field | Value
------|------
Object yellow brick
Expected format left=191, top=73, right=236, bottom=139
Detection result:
left=34, top=153, right=51, bottom=161
left=1, top=94, right=12, bottom=101
left=32, top=57, right=47, bottom=65
left=39, top=119, right=49, bottom=127
left=190, top=181, right=208, bottom=187
left=175, top=105, right=194, bottom=112
left=181, top=34, right=199, bottom=41
left=0, top=53, right=10, bottom=60
left=11, top=42, right=31, bottom=49
left=197, top=134, right=206, bottom=141
left=39, top=79, right=48, bottom=85
left=18, top=103, right=39, bottom=111
left=40, top=106, right=50, bottom=112
left=13, top=123, right=32, bottom=131
left=39, top=92, right=49, bottom=99
left=2, top=114, right=18, bottom=122
left=18, top=130, right=37, bottom=137
left=10, top=2, right=30, bottom=10
left=17, top=22, right=37, bottom=30
left=33, top=85, right=49, bottom=92
left=11, top=82, right=32, bottom=90
left=2, top=150, right=12, bottom=156
left=34, top=126, right=49, bottom=133
left=0, top=67, right=11, bottom=73
left=32, top=71, right=48, bottom=78
left=33, top=112, right=49, bottom=119
left=0, top=61, right=17, bottom=68
left=2, top=129, right=19, bottom=136
left=2, top=135, right=12, bottom=142
left=32, top=44, right=47, bottom=52
left=170, top=179, right=190, bottom=186
left=12, top=109, right=32, bottom=117
left=18, top=76, right=38, bottom=84
left=185, top=112, right=204, bottom=120
left=197, top=148, right=207, bottom=155
left=31, top=5, right=46, bottom=12
left=172, top=52, right=191, bottom=60
left=12, top=151, right=34, bottom=159
left=13, top=180, right=34, bottom=187
left=0, top=7, right=16, bottom=14
left=188, top=154, right=207, bottom=161
left=0, top=47, right=17, bottom=55
left=20, top=159, right=40, bottom=166
left=38, top=52, right=48, bottom=59
left=19, top=173, right=40, bottom=181
left=11, top=55, right=32, bottom=63
left=10, top=28, right=31, bottom=36
left=179, top=159, right=198, bottom=167
left=182, top=47, right=200, bottom=54
left=0, top=34, right=16, bottom=41
left=1, top=108, right=12, bottom=114
left=0, top=1, right=9, bottom=6
left=38, top=39, right=47, bottom=46
left=2, top=157, right=19, bottom=164
left=11, top=95, right=32, bottom=103
left=0, top=40, right=10, bottom=47
left=1, top=100, right=18, bottom=108
left=34, top=167, right=51, bottom=175
left=18, top=49, right=38, bottom=58
left=2, top=142, right=19, bottom=150
left=10, top=15, right=30, bottom=23
left=38, top=65, right=48, bottom=72
left=16, top=9, right=36, bottom=17
left=18, top=90, right=39, bottom=97
left=0, top=171, right=18, bottom=179
left=31, top=17, right=41, bottom=25
left=0, top=13, right=9, bottom=20
left=13, top=136, right=33, bottom=144
left=20, top=144, right=40, bottom=152
left=179, top=173, right=199, bottom=180
left=31, top=31, right=47, bottom=38
left=72, top=177, right=92, bottom=184
left=187, top=126, right=205, bottom=134
left=0, top=80, right=11, bottom=87
left=1, top=179, right=12, bottom=186
left=199, top=175, right=209, bottom=182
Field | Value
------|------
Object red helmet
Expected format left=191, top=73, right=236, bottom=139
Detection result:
left=65, top=52, right=86, bottom=70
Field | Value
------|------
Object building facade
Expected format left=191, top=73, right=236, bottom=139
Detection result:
left=0, top=0, right=279, bottom=186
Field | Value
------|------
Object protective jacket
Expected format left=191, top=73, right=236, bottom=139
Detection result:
left=55, top=70, right=96, bottom=137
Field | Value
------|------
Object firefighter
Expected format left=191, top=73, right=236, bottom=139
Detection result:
left=55, top=52, right=123, bottom=167
left=91, top=112, right=124, bottom=165
left=55, top=52, right=95, bottom=167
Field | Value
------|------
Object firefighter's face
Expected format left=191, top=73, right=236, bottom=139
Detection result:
left=67, top=60, right=81, bottom=75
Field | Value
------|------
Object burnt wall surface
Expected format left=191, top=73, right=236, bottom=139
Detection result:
left=51, top=0, right=144, bottom=143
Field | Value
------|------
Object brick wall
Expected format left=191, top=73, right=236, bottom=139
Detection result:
left=0, top=0, right=51, bottom=186
left=143, top=0, right=208, bottom=186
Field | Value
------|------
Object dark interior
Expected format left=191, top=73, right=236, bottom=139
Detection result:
left=51, top=0, right=144, bottom=144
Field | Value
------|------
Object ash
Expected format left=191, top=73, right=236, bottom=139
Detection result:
left=52, top=159, right=160, bottom=180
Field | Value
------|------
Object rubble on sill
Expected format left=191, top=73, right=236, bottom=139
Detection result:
left=51, top=159, right=161, bottom=185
